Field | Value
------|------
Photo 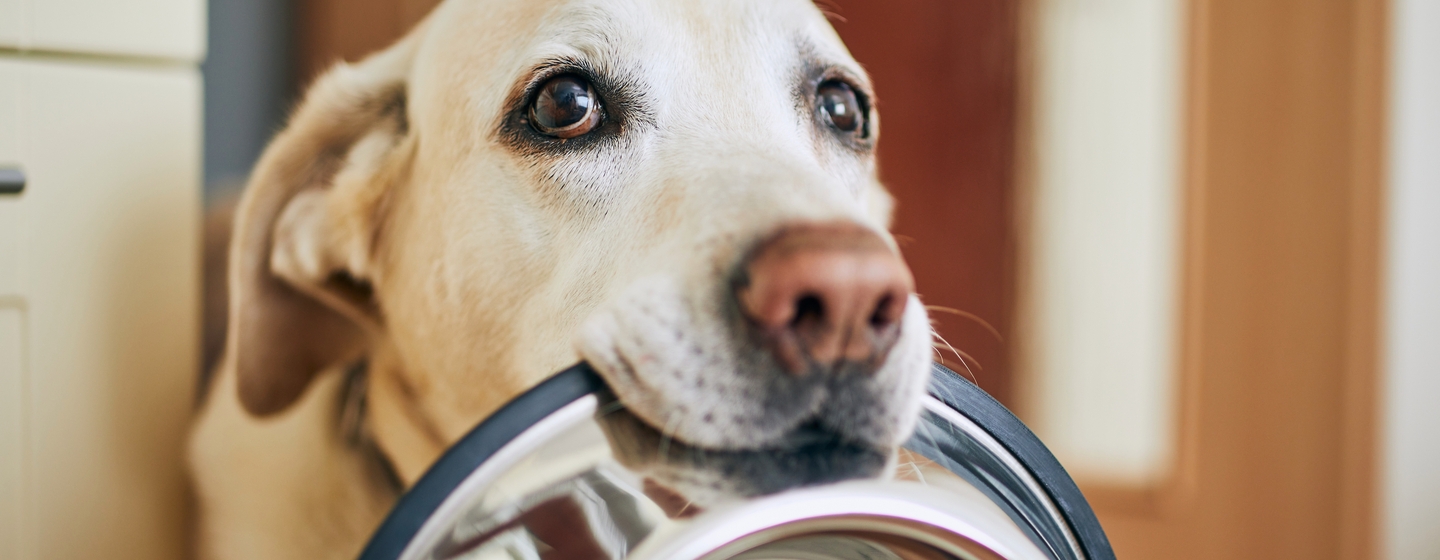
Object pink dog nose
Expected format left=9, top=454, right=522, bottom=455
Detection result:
left=738, top=223, right=914, bottom=375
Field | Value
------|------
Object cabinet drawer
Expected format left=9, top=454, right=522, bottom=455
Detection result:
left=0, top=0, right=204, bottom=62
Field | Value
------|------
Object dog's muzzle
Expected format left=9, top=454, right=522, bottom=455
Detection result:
left=357, top=362, right=1114, bottom=560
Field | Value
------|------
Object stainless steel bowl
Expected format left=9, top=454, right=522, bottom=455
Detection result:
left=359, top=363, right=1113, bottom=560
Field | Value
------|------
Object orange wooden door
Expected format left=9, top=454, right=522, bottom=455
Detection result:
left=1080, top=1, right=1386, bottom=558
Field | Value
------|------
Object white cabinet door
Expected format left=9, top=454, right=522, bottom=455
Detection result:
left=0, top=56, right=199, bottom=560
left=0, top=59, right=25, bottom=560
left=0, top=0, right=204, bottom=62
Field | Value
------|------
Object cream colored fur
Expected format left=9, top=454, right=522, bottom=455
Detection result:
left=189, top=1, right=933, bottom=558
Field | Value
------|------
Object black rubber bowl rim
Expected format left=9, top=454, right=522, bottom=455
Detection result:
left=357, top=362, right=1114, bottom=560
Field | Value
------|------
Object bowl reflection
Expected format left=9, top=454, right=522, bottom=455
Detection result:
left=596, top=402, right=891, bottom=512
left=362, top=364, right=1095, bottom=560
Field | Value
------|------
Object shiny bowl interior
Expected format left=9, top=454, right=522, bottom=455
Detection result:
left=359, top=363, right=1113, bottom=560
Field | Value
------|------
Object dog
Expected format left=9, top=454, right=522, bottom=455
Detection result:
left=188, top=1, right=935, bottom=558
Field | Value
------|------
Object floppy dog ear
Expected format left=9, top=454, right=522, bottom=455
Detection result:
left=229, top=37, right=419, bottom=416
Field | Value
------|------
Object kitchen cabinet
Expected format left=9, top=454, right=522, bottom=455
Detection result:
left=0, top=0, right=203, bottom=61
left=0, top=2, right=201, bottom=558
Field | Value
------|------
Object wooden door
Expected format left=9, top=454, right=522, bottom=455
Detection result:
left=1081, top=1, right=1387, bottom=557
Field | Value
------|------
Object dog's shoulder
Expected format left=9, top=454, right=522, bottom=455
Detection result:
left=189, top=363, right=397, bottom=560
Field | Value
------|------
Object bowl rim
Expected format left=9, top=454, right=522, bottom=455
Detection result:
left=357, top=362, right=1115, bottom=560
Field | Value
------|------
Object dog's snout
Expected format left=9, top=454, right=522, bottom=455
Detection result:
left=738, top=223, right=914, bottom=375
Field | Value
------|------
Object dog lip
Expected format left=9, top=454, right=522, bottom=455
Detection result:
left=600, top=399, right=868, bottom=451
left=641, top=411, right=865, bottom=454
left=773, top=418, right=852, bottom=449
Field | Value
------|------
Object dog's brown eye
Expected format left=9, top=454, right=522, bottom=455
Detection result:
left=818, top=81, right=864, bottom=134
left=530, top=75, right=602, bottom=139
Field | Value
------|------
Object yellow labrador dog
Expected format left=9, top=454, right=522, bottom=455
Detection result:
left=189, top=0, right=935, bottom=557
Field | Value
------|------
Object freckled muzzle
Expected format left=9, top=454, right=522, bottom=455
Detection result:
left=573, top=212, right=941, bottom=454
left=357, top=362, right=1115, bottom=560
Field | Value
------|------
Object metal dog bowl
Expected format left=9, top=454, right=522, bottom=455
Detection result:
left=359, top=363, right=1114, bottom=560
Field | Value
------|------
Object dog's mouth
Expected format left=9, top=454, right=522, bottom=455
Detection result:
left=771, top=418, right=856, bottom=449
left=595, top=400, right=891, bottom=507
left=574, top=217, right=934, bottom=453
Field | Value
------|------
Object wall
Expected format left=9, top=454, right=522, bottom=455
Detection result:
left=202, top=0, right=290, bottom=194
left=829, top=0, right=1021, bottom=406
left=1383, top=0, right=1440, bottom=557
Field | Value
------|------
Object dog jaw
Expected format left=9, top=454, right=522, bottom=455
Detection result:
left=575, top=271, right=933, bottom=453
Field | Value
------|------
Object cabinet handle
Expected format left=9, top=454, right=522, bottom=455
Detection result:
left=0, top=167, right=23, bottom=195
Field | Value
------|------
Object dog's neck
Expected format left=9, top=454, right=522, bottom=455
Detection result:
left=337, top=362, right=406, bottom=496
left=359, top=345, right=453, bottom=486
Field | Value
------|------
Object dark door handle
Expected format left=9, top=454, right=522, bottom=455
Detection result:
left=0, top=167, right=24, bottom=194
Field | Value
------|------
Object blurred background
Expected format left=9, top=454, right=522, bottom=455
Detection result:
left=1, top=0, right=1436, bottom=558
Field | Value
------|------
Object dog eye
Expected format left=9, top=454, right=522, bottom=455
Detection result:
left=818, top=81, right=864, bottom=134
left=529, top=75, right=602, bottom=139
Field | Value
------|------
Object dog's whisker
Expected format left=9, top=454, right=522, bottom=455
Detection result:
left=813, top=0, right=848, bottom=23
left=934, top=356, right=974, bottom=380
left=931, top=328, right=979, bottom=386
left=928, top=326, right=983, bottom=371
left=597, top=399, right=628, bottom=417
left=925, top=305, right=1004, bottom=342
left=929, top=342, right=984, bottom=372
left=910, top=430, right=936, bottom=482
left=904, top=460, right=928, bottom=486
left=658, top=411, right=683, bottom=460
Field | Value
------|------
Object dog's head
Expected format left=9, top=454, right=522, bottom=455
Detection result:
left=228, top=0, right=933, bottom=483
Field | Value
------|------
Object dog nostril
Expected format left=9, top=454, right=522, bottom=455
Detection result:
left=738, top=222, right=915, bottom=375
left=869, top=294, right=894, bottom=328
left=793, top=294, right=825, bottom=327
